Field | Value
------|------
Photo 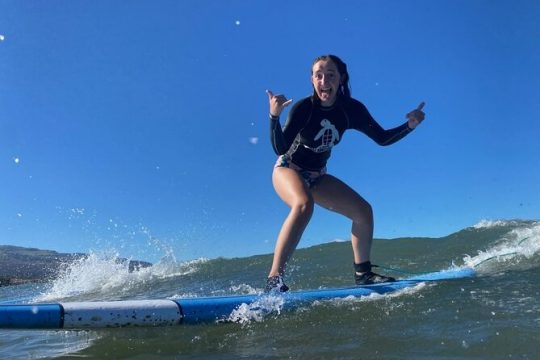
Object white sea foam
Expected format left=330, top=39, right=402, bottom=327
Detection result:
left=472, top=219, right=520, bottom=229
left=310, top=282, right=427, bottom=310
left=464, top=221, right=540, bottom=273
left=227, top=294, right=284, bottom=324
left=35, top=250, right=208, bottom=302
left=228, top=283, right=259, bottom=295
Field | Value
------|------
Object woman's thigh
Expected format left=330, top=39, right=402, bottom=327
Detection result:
left=272, top=166, right=313, bottom=208
left=311, top=174, right=372, bottom=220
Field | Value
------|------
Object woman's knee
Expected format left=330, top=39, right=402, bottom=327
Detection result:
left=291, top=195, right=314, bottom=219
left=352, top=200, right=373, bottom=224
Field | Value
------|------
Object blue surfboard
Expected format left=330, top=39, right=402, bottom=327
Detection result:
left=0, top=267, right=475, bottom=329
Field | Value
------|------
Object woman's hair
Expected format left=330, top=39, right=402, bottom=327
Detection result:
left=311, top=54, right=351, bottom=100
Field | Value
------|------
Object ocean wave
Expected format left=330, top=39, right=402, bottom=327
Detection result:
left=471, top=219, right=535, bottom=229
left=464, top=221, right=540, bottom=273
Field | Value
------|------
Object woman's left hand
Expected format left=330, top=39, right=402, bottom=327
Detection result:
left=406, top=102, right=426, bottom=129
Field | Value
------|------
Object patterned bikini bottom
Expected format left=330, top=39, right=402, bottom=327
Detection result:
left=274, top=155, right=327, bottom=189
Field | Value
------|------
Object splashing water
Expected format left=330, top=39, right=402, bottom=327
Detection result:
left=472, top=219, right=516, bottom=229
left=35, top=250, right=208, bottom=302
left=463, top=221, right=540, bottom=274
left=227, top=294, right=285, bottom=324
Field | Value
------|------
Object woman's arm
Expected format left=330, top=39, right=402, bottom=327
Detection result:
left=267, top=90, right=292, bottom=154
left=351, top=100, right=426, bottom=146
left=267, top=92, right=311, bottom=155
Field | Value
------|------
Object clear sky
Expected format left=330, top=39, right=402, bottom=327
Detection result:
left=1, top=0, right=539, bottom=263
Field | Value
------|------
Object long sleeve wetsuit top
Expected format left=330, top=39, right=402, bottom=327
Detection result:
left=270, top=96, right=413, bottom=171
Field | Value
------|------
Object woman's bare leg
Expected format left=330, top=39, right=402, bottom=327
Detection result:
left=311, top=174, right=374, bottom=264
left=269, top=167, right=314, bottom=278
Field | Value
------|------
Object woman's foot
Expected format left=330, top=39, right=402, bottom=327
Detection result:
left=355, top=271, right=395, bottom=285
left=354, top=261, right=396, bottom=285
left=265, top=275, right=289, bottom=293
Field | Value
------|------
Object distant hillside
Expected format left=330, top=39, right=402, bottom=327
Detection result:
left=0, top=245, right=151, bottom=286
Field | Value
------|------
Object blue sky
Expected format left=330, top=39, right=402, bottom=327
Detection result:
left=1, top=0, right=539, bottom=263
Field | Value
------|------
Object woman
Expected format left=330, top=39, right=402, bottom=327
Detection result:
left=265, top=54, right=425, bottom=292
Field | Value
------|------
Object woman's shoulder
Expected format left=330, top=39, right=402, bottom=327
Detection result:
left=341, top=97, right=368, bottom=111
left=340, top=97, right=374, bottom=126
left=289, top=96, right=314, bottom=114
left=293, top=96, right=313, bottom=108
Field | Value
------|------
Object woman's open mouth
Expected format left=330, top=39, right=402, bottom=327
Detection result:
left=320, top=87, right=332, bottom=97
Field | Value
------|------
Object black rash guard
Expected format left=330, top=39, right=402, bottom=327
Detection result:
left=270, top=96, right=413, bottom=171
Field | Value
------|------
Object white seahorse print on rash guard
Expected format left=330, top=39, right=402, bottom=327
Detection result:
left=305, top=119, right=340, bottom=153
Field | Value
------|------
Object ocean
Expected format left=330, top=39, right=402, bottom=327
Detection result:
left=1, top=219, right=539, bottom=359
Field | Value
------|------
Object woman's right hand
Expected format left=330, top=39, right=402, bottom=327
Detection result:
left=266, top=90, right=292, bottom=117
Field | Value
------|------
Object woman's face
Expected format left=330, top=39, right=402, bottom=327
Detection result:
left=311, top=59, right=341, bottom=106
